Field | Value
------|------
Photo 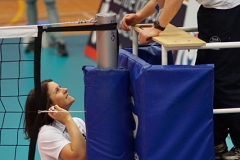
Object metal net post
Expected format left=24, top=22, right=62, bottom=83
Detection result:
left=96, top=13, right=118, bottom=69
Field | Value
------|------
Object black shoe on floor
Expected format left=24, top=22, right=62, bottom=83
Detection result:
left=215, top=142, right=228, bottom=160
left=25, top=40, right=35, bottom=53
left=56, top=41, right=68, bottom=56
left=222, top=147, right=240, bottom=160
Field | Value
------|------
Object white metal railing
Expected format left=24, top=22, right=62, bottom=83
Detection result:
left=132, top=26, right=240, bottom=114
left=213, top=108, right=240, bottom=114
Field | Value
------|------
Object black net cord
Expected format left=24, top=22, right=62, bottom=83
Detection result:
left=44, top=23, right=117, bottom=32
left=28, top=26, right=43, bottom=160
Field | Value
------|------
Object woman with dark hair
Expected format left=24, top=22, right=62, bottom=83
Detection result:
left=24, top=79, right=86, bottom=160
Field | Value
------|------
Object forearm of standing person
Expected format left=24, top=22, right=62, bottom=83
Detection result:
left=156, top=0, right=184, bottom=28
left=136, top=0, right=165, bottom=22
left=137, top=0, right=184, bottom=44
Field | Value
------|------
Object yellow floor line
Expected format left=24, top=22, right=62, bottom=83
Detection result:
left=5, top=0, right=25, bottom=26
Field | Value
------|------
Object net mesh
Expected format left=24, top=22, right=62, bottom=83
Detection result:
left=0, top=37, right=34, bottom=160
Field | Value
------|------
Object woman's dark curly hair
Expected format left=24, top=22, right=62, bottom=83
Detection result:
left=24, top=79, right=54, bottom=139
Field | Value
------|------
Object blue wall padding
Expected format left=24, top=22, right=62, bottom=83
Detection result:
left=118, top=49, right=215, bottom=160
left=123, top=42, right=174, bottom=65
left=83, top=66, right=134, bottom=160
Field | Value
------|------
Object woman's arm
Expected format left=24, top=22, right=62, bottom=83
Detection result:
left=59, top=117, right=86, bottom=160
left=48, top=105, right=86, bottom=160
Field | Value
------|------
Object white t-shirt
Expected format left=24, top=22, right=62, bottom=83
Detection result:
left=38, top=118, right=86, bottom=160
left=196, top=0, right=240, bottom=9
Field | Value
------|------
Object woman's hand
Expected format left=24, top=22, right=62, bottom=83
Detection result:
left=48, top=105, right=86, bottom=160
left=48, top=105, right=72, bottom=125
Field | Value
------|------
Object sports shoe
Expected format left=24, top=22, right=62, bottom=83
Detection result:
left=222, top=147, right=240, bottom=160
left=56, top=41, right=68, bottom=56
left=25, top=40, right=35, bottom=53
left=215, top=142, right=228, bottom=160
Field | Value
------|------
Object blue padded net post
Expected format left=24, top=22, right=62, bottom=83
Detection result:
left=83, top=66, right=134, bottom=160
left=118, top=48, right=215, bottom=160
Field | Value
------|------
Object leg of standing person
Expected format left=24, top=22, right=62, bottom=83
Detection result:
left=196, top=6, right=228, bottom=159
left=25, top=0, right=38, bottom=52
left=196, top=4, right=240, bottom=160
left=220, top=4, right=240, bottom=160
left=44, top=0, right=68, bottom=56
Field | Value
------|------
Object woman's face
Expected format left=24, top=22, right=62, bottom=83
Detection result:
left=47, top=82, right=75, bottom=110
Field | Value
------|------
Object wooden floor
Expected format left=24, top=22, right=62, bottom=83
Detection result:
left=0, top=0, right=102, bottom=35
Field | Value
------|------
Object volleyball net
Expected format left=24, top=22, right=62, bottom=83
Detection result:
left=0, top=16, right=118, bottom=160
left=0, top=27, right=35, bottom=160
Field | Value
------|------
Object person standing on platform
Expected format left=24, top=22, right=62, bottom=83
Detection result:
left=120, top=0, right=240, bottom=159
left=25, top=0, right=68, bottom=56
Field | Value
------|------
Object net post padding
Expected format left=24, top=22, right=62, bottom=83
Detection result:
left=83, top=66, right=134, bottom=159
left=118, top=49, right=215, bottom=159
left=28, top=25, right=43, bottom=160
